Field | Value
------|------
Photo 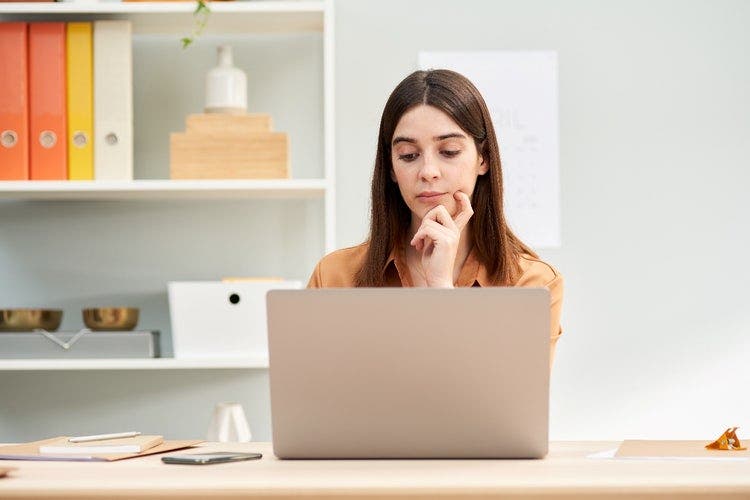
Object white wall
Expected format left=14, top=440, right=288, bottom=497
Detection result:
left=2, top=0, right=749, bottom=442
left=335, top=0, right=750, bottom=439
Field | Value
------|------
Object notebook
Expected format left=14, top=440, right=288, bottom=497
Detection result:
left=39, top=435, right=163, bottom=454
left=0, top=437, right=202, bottom=462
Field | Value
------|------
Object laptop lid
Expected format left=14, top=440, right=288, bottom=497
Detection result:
left=267, top=287, right=550, bottom=459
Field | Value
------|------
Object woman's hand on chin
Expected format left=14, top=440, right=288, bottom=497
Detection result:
left=410, top=191, right=474, bottom=287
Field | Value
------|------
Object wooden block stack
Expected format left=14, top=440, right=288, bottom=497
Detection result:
left=169, top=113, right=289, bottom=179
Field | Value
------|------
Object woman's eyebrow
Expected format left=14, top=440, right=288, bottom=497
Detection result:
left=392, top=132, right=466, bottom=146
left=434, top=133, right=466, bottom=141
left=392, top=136, right=416, bottom=146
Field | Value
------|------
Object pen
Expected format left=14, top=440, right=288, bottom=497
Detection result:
left=68, top=431, right=141, bottom=443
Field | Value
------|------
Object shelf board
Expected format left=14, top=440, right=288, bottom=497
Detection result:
left=0, top=357, right=269, bottom=370
left=0, top=179, right=327, bottom=200
left=0, top=1, right=325, bottom=34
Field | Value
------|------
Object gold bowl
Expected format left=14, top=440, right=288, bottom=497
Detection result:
left=82, top=307, right=139, bottom=331
left=0, top=309, right=63, bottom=331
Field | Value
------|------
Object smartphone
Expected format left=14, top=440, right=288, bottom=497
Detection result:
left=161, top=451, right=262, bottom=465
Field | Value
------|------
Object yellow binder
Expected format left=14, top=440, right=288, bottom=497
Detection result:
left=66, top=22, right=94, bottom=180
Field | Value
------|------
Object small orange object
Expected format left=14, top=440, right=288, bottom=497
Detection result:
left=706, top=427, right=747, bottom=451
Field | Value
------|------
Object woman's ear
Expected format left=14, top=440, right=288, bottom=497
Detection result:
left=478, top=155, right=488, bottom=175
left=390, top=168, right=397, bottom=183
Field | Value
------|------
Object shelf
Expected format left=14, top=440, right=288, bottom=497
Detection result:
left=0, top=1, right=325, bottom=34
left=0, top=179, right=327, bottom=200
left=0, top=357, right=269, bottom=370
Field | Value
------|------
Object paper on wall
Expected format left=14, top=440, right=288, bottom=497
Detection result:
left=418, top=51, right=560, bottom=248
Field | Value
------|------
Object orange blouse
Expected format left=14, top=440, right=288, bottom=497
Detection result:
left=307, top=242, right=564, bottom=368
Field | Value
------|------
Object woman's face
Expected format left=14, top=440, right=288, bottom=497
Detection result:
left=390, top=104, right=487, bottom=224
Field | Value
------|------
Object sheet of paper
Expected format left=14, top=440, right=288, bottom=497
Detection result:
left=0, top=453, right=101, bottom=462
left=418, top=51, right=560, bottom=248
left=0, top=437, right=203, bottom=462
left=617, top=440, right=750, bottom=460
left=587, top=442, right=750, bottom=462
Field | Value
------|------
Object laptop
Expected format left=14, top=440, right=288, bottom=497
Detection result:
left=266, top=287, right=550, bottom=459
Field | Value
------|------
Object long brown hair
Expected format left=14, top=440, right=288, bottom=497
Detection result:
left=354, top=69, right=537, bottom=287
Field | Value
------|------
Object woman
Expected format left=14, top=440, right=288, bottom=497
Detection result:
left=308, top=69, right=563, bottom=366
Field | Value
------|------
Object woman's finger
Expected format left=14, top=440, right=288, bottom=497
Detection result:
left=413, top=233, right=425, bottom=252
left=422, top=204, right=458, bottom=232
left=411, top=219, right=453, bottom=248
left=411, top=228, right=426, bottom=252
left=420, top=218, right=455, bottom=241
left=411, top=222, right=452, bottom=252
left=411, top=228, right=431, bottom=252
left=452, top=191, right=474, bottom=230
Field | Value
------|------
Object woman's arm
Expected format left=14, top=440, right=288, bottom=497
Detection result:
left=307, top=262, right=323, bottom=288
left=546, top=273, right=564, bottom=368
left=515, top=258, right=564, bottom=370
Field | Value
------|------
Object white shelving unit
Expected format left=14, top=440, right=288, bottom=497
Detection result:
left=0, top=1, right=325, bottom=34
left=0, top=357, right=269, bottom=371
left=0, top=0, right=336, bottom=370
left=0, top=179, right=328, bottom=200
left=0, top=0, right=336, bottom=249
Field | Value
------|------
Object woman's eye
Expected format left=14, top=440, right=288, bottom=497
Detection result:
left=398, top=153, right=419, bottom=162
left=442, top=150, right=461, bottom=158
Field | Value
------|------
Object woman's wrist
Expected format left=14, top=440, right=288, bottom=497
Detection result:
left=428, top=280, right=454, bottom=288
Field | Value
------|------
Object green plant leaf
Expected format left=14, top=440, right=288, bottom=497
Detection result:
left=196, top=0, right=211, bottom=14
left=182, top=0, right=211, bottom=49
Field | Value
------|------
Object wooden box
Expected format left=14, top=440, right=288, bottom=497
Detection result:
left=169, top=113, right=288, bottom=179
left=185, top=113, right=272, bottom=135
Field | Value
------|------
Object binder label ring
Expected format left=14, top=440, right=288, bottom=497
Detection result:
left=1, top=130, right=18, bottom=148
left=39, top=131, right=57, bottom=149
left=73, top=131, right=89, bottom=148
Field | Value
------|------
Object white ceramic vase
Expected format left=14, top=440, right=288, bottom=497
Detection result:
left=206, top=402, right=252, bottom=442
left=204, top=45, right=247, bottom=115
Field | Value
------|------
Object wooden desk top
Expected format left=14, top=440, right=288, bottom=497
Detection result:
left=1, top=441, right=749, bottom=499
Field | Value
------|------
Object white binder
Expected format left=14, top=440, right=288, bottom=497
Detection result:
left=94, top=20, right=133, bottom=180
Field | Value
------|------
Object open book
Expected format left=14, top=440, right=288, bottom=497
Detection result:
left=39, top=435, right=163, bottom=454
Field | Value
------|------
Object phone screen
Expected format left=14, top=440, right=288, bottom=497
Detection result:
left=161, top=452, right=262, bottom=465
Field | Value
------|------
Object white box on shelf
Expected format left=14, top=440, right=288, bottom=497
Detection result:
left=167, top=280, right=302, bottom=359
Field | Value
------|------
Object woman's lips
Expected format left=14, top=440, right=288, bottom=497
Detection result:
left=417, top=192, right=447, bottom=201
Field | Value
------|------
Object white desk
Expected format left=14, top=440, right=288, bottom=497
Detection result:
left=1, top=441, right=749, bottom=499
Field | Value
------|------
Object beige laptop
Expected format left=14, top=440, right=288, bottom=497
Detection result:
left=266, top=288, right=550, bottom=459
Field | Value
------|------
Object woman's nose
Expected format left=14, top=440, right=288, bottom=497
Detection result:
left=419, top=156, right=441, bottom=180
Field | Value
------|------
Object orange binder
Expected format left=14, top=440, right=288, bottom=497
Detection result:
left=28, top=22, right=67, bottom=180
left=0, top=22, right=29, bottom=180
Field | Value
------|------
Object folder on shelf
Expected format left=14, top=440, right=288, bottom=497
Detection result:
left=0, top=437, right=202, bottom=462
left=28, top=22, right=68, bottom=180
left=0, top=22, right=29, bottom=181
left=94, top=20, right=133, bottom=180
left=66, top=22, right=94, bottom=180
